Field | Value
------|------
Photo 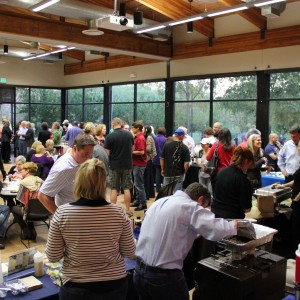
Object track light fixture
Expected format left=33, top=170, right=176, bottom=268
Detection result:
left=187, top=22, right=193, bottom=33
left=3, top=45, right=8, bottom=55
left=187, top=0, right=193, bottom=33
left=134, top=11, right=143, bottom=25
left=119, top=2, right=126, bottom=16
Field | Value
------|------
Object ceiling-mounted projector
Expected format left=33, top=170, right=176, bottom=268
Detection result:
left=97, top=15, right=134, bottom=31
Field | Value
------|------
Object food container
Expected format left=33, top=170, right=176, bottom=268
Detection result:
left=255, top=185, right=292, bottom=203
left=218, top=223, right=277, bottom=253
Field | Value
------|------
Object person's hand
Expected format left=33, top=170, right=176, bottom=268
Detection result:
left=231, top=220, right=238, bottom=231
left=272, top=183, right=284, bottom=189
left=282, top=169, right=288, bottom=177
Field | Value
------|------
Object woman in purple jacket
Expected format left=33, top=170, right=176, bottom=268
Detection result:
left=30, top=144, right=54, bottom=179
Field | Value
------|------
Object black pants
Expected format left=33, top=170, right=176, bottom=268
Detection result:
left=1, top=142, right=11, bottom=162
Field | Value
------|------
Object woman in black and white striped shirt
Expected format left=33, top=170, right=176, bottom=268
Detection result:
left=46, top=158, right=136, bottom=300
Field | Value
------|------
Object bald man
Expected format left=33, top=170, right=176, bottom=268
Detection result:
left=213, top=122, right=221, bottom=139
left=264, top=133, right=282, bottom=171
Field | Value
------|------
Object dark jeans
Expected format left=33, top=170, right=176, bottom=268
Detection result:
left=133, top=166, right=146, bottom=206
left=144, top=160, right=155, bottom=199
left=154, top=164, right=163, bottom=192
left=133, top=262, right=189, bottom=300
left=18, top=139, right=27, bottom=156
left=59, top=279, right=128, bottom=300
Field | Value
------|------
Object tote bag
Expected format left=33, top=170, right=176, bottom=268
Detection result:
left=204, top=142, right=219, bottom=176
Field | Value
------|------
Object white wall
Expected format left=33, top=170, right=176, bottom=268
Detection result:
left=170, top=46, right=300, bottom=77
left=0, top=45, right=300, bottom=87
left=0, top=57, right=65, bottom=87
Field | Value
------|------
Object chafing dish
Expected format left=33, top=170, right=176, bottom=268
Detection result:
left=217, top=223, right=277, bottom=253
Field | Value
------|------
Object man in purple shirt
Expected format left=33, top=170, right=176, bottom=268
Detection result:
left=65, top=121, right=83, bottom=147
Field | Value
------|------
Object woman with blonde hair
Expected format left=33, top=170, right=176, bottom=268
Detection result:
left=95, top=123, right=106, bottom=147
left=30, top=144, right=54, bottom=179
left=46, top=158, right=135, bottom=300
left=11, top=162, right=44, bottom=240
left=25, top=140, right=42, bottom=162
left=247, top=134, right=268, bottom=191
left=45, top=139, right=58, bottom=156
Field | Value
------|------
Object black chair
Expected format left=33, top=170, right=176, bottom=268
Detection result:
left=21, top=198, right=52, bottom=247
left=6, top=197, right=52, bottom=248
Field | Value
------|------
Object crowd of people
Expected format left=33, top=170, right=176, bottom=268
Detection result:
left=0, top=115, right=299, bottom=299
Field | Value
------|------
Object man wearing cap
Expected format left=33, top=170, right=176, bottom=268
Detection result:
left=160, top=128, right=190, bottom=192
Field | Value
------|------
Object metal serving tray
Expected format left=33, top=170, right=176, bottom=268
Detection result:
left=255, top=185, right=292, bottom=203
left=218, top=224, right=278, bottom=253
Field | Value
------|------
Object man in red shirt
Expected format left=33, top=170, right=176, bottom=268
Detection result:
left=131, top=121, right=147, bottom=211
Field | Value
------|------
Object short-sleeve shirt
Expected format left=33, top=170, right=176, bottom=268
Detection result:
left=212, top=165, right=252, bottom=219
left=104, top=128, right=134, bottom=169
left=132, top=132, right=147, bottom=167
left=161, top=141, right=190, bottom=177
left=39, top=150, right=79, bottom=207
left=264, top=143, right=279, bottom=168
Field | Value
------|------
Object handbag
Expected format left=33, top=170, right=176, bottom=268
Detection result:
left=204, top=141, right=219, bottom=176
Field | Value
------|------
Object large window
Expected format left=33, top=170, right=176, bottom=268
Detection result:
left=213, top=75, right=257, bottom=145
left=84, top=87, right=104, bottom=123
left=174, top=79, right=210, bottom=142
left=16, top=87, right=61, bottom=135
left=174, top=76, right=257, bottom=144
left=269, top=72, right=300, bottom=142
left=30, top=88, right=61, bottom=132
left=66, top=88, right=83, bottom=121
left=111, top=84, right=134, bottom=126
left=136, top=82, right=165, bottom=130
left=66, top=87, right=104, bottom=123
left=111, top=82, right=166, bottom=130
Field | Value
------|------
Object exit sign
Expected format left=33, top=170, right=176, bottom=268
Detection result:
left=0, top=78, right=7, bottom=84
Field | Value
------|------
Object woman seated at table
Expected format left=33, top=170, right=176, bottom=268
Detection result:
left=212, top=146, right=254, bottom=219
left=45, top=139, right=58, bottom=156
left=30, top=144, right=54, bottom=179
left=7, top=155, right=26, bottom=181
left=11, top=162, right=44, bottom=240
left=46, top=158, right=135, bottom=300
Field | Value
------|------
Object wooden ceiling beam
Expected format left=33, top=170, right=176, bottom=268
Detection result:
left=65, top=55, right=159, bottom=75
left=65, top=25, right=300, bottom=75
left=138, top=0, right=215, bottom=37
left=220, top=0, right=267, bottom=29
left=0, top=12, right=171, bottom=60
left=173, top=24, right=300, bottom=60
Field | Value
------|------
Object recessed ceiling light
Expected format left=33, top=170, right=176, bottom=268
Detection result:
left=82, top=29, right=104, bottom=36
